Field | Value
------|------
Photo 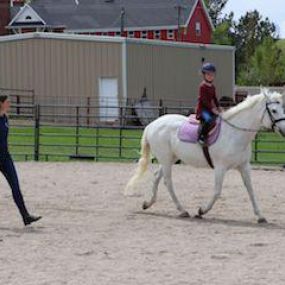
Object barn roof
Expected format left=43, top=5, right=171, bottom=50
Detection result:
left=9, top=0, right=213, bottom=32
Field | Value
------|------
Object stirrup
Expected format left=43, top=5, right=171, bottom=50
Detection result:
left=198, top=138, right=207, bottom=146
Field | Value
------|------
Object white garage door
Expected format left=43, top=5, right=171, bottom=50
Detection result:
left=99, top=78, right=119, bottom=122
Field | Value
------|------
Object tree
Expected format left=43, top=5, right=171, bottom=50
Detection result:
left=212, top=12, right=235, bottom=45
left=234, top=10, right=277, bottom=75
left=238, top=37, right=285, bottom=86
left=204, top=0, right=228, bottom=27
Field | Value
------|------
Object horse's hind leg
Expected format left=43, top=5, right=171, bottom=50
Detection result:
left=142, top=166, right=163, bottom=210
left=162, top=163, right=190, bottom=218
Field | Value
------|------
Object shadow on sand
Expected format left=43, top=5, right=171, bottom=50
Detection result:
left=0, top=226, right=45, bottom=236
left=134, top=211, right=285, bottom=231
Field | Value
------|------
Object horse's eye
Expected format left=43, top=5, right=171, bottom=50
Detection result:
left=272, top=109, right=277, bottom=114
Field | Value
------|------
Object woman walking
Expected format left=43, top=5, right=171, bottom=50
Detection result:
left=0, top=95, right=41, bottom=226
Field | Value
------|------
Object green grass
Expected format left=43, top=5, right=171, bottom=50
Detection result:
left=9, top=125, right=143, bottom=162
left=252, top=132, right=285, bottom=164
left=8, top=124, right=285, bottom=165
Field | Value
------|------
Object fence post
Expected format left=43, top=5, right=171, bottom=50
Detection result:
left=159, top=99, right=164, bottom=116
left=254, top=132, right=258, bottom=163
left=164, top=106, right=168, bottom=115
left=34, top=104, right=40, bottom=161
left=87, top=97, right=90, bottom=127
left=75, top=106, right=80, bottom=156
left=16, top=95, right=20, bottom=115
left=119, top=126, right=123, bottom=158
left=119, top=105, right=124, bottom=126
left=95, top=127, right=99, bottom=162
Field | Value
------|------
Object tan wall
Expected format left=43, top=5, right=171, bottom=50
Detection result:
left=0, top=37, right=123, bottom=104
left=126, top=41, right=235, bottom=107
left=0, top=34, right=234, bottom=115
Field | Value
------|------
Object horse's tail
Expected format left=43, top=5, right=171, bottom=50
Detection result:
left=124, top=127, right=151, bottom=196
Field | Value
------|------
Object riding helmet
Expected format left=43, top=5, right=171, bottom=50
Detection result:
left=202, top=63, right=216, bottom=74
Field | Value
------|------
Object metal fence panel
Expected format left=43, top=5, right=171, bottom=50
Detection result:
left=8, top=104, right=285, bottom=165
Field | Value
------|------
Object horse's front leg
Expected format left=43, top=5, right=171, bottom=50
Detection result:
left=197, top=167, right=226, bottom=217
left=238, top=163, right=267, bottom=223
left=163, top=164, right=190, bottom=218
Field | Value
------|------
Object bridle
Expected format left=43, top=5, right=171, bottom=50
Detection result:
left=220, top=96, right=285, bottom=133
left=263, top=100, right=285, bottom=132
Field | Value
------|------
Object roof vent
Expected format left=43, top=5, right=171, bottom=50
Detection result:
left=105, top=0, right=114, bottom=3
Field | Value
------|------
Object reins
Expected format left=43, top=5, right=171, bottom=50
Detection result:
left=219, top=116, right=260, bottom=133
left=220, top=97, right=285, bottom=133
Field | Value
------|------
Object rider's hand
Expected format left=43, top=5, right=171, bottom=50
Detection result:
left=212, top=108, right=221, bottom=115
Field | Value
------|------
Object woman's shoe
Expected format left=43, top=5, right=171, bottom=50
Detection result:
left=23, top=214, right=42, bottom=226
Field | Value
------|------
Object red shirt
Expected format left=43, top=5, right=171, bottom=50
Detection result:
left=196, top=82, right=219, bottom=119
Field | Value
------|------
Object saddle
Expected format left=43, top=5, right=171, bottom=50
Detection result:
left=178, top=115, right=221, bottom=146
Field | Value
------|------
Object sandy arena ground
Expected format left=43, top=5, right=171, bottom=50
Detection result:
left=0, top=162, right=285, bottom=285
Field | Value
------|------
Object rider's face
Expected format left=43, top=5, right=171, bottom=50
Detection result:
left=204, top=72, right=215, bottom=83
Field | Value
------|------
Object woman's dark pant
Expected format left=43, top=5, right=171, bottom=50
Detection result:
left=0, top=154, right=28, bottom=218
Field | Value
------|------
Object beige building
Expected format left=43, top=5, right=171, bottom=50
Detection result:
left=0, top=32, right=235, bottom=120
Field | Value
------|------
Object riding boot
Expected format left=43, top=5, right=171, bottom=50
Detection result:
left=198, top=122, right=210, bottom=145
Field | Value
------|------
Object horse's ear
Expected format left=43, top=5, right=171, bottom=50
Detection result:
left=261, top=87, right=270, bottom=99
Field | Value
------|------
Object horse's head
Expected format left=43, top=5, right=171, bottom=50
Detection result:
left=261, top=90, right=285, bottom=137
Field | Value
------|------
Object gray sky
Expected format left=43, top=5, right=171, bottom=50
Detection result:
left=223, top=0, right=285, bottom=38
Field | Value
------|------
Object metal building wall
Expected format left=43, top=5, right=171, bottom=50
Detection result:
left=0, top=33, right=235, bottom=123
left=126, top=39, right=235, bottom=107
left=0, top=35, right=123, bottom=104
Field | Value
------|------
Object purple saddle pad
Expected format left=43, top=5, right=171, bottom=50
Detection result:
left=178, top=115, right=221, bottom=145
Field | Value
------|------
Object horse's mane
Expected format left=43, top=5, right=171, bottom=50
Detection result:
left=223, top=91, right=283, bottom=120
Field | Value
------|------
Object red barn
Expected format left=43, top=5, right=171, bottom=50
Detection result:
left=3, top=0, right=214, bottom=43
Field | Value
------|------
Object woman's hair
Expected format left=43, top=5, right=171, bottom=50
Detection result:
left=0, top=95, right=8, bottom=103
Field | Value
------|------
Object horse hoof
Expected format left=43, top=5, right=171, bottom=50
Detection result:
left=142, top=202, right=149, bottom=210
left=195, top=215, right=203, bottom=219
left=258, top=218, right=268, bottom=224
left=179, top=211, right=190, bottom=218
left=194, top=208, right=204, bottom=219
left=198, top=208, right=204, bottom=216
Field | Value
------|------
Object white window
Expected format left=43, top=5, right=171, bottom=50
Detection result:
left=196, top=22, right=201, bottom=36
left=167, top=30, right=174, bottom=39
left=128, top=31, right=134, bottom=38
left=154, top=30, right=160, bottom=39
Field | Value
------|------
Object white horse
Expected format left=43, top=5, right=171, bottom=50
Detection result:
left=125, top=90, right=285, bottom=223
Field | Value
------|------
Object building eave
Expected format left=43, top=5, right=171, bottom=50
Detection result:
left=185, top=0, right=214, bottom=30
left=65, top=25, right=181, bottom=34
left=6, top=24, right=66, bottom=29
left=0, top=32, right=235, bottom=51
left=200, top=0, right=215, bottom=30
